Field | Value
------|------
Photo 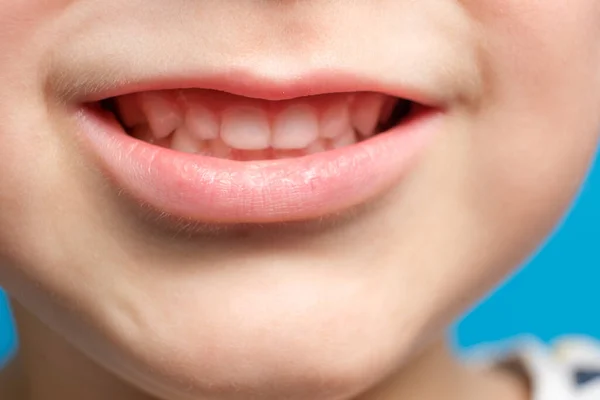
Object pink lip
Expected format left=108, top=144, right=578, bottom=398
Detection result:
left=76, top=109, right=440, bottom=223
left=77, top=69, right=443, bottom=106
left=73, top=73, right=444, bottom=224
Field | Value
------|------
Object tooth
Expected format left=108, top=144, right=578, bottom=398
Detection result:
left=131, top=124, right=154, bottom=143
left=171, top=128, right=204, bottom=154
left=350, top=93, right=386, bottom=138
left=131, top=124, right=172, bottom=148
left=116, top=94, right=146, bottom=127
left=307, top=140, right=326, bottom=154
left=185, top=105, right=219, bottom=141
left=141, top=92, right=183, bottom=140
left=209, top=139, right=232, bottom=159
left=332, top=129, right=357, bottom=149
left=221, top=106, right=271, bottom=150
left=272, top=104, right=319, bottom=149
left=320, top=102, right=351, bottom=139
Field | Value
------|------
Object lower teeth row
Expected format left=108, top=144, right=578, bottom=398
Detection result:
left=130, top=127, right=361, bottom=161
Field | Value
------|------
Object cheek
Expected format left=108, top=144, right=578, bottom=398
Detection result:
left=463, top=0, right=600, bottom=25
left=407, top=0, right=600, bottom=313
left=463, top=0, right=600, bottom=75
left=0, top=1, right=75, bottom=45
left=0, top=3, right=77, bottom=288
left=463, top=0, right=600, bottom=203
left=0, top=1, right=82, bottom=95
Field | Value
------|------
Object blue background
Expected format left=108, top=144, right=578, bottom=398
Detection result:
left=1, top=156, right=599, bottom=364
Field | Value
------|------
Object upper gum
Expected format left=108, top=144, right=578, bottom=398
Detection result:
left=176, top=90, right=354, bottom=121
left=117, top=89, right=387, bottom=124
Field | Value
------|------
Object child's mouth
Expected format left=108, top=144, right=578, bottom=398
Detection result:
left=74, top=74, right=444, bottom=225
left=99, top=90, right=415, bottom=161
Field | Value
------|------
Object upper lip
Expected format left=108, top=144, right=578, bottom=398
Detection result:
left=72, top=68, right=446, bottom=109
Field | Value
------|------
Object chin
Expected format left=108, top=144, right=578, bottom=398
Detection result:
left=51, top=259, right=430, bottom=400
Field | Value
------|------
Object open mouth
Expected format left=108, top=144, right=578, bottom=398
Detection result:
left=76, top=78, right=441, bottom=224
left=97, top=90, right=418, bottom=161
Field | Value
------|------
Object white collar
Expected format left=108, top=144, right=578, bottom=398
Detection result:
left=465, top=336, right=600, bottom=400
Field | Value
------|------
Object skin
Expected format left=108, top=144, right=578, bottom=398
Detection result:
left=0, top=1, right=600, bottom=399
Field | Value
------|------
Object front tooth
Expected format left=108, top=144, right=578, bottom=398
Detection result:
left=351, top=93, right=386, bottom=138
left=307, top=140, right=326, bottom=154
left=320, top=102, right=351, bottom=139
left=185, top=105, right=219, bottom=141
left=171, top=127, right=204, bottom=154
left=272, top=104, right=319, bottom=149
left=141, top=92, right=183, bottom=139
left=332, top=129, right=357, bottom=149
left=220, top=106, right=271, bottom=150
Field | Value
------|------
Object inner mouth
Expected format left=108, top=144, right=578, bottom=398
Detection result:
left=99, top=89, right=416, bottom=161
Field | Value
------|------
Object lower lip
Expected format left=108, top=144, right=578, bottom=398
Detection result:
left=75, top=106, right=442, bottom=223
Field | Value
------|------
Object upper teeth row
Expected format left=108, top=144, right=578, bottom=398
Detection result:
left=115, top=90, right=394, bottom=151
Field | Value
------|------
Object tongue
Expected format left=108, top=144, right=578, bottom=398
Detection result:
left=112, top=89, right=392, bottom=159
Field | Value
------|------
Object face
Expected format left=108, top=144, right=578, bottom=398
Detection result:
left=0, top=1, right=599, bottom=399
